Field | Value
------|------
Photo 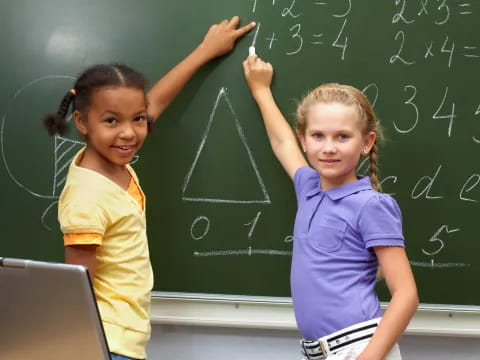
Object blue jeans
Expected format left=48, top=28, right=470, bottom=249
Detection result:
left=110, top=353, right=142, bottom=360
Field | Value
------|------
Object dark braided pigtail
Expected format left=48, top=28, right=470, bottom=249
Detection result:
left=43, top=91, right=75, bottom=136
left=369, top=142, right=381, bottom=192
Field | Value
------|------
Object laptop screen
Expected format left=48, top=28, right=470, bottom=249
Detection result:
left=0, top=258, right=111, bottom=360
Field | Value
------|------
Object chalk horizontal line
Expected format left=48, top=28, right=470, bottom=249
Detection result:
left=182, top=197, right=270, bottom=204
left=194, top=249, right=292, bottom=257
left=410, top=261, right=470, bottom=268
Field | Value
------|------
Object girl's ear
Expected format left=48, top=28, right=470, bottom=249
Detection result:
left=73, top=110, right=88, bottom=135
left=297, top=129, right=307, bottom=152
left=364, top=131, right=376, bottom=152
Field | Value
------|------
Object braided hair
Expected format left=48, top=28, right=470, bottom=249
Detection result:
left=296, top=83, right=384, bottom=191
left=42, top=64, right=153, bottom=136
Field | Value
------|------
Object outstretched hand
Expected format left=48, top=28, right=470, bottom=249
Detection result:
left=199, top=16, right=256, bottom=60
left=242, top=55, right=274, bottom=99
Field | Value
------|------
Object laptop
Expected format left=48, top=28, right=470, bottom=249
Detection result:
left=0, top=258, right=111, bottom=360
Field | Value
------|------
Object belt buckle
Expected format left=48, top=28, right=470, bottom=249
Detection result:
left=319, top=339, right=328, bottom=357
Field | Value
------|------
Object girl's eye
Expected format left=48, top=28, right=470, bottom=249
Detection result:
left=339, top=134, right=349, bottom=140
left=105, top=117, right=117, bottom=124
left=134, top=115, right=147, bottom=122
left=312, top=133, right=323, bottom=139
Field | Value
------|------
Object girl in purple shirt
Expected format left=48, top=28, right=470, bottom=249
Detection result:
left=242, top=55, right=418, bottom=360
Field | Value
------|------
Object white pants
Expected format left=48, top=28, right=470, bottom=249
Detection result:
left=300, top=317, right=402, bottom=360
left=324, top=341, right=402, bottom=360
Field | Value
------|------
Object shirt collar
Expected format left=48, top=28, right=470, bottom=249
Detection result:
left=306, top=176, right=372, bottom=200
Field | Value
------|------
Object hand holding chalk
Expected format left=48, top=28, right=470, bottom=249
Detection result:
left=249, top=46, right=256, bottom=57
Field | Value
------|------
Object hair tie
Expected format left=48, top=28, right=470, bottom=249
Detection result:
left=69, top=88, right=76, bottom=96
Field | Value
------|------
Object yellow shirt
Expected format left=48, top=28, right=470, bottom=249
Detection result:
left=64, top=178, right=145, bottom=245
left=58, top=148, right=153, bottom=359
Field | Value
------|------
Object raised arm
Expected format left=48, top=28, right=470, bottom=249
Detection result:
left=242, top=55, right=307, bottom=180
left=358, top=246, right=419, bottom=360
left=147, top=16, right=255, bottom=121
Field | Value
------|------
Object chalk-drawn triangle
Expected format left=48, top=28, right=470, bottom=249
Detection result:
left=182, top=87, right=270, bottom=204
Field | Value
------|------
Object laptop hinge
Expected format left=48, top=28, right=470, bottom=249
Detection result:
left=0, top=258, right=27, bottom=268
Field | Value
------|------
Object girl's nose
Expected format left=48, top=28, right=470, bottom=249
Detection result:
left=323, top=140, right=337, bottom=153
left=120, top=123, right=135, bottom=138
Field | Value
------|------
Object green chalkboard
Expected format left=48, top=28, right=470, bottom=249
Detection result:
left=1, top=1, right=480, bottom=306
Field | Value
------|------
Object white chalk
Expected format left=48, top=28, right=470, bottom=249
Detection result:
left=249, top=46, right=256, bottom=56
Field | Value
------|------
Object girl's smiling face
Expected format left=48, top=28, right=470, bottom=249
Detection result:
left=298, top=102, right=376, bottom=190
left=74, top=86, right=148, bottom=171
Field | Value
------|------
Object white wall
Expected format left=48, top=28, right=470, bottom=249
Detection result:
left=147, top=325, right=480, bottom=360
left=147, top=296, right=480, bottom=359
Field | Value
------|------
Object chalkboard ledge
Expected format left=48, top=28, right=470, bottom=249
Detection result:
left=151, top=292, right=480, bottom=337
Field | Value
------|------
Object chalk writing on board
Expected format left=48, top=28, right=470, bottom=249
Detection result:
left=376, top=168, right=480, bottom=203
left=286, top=24, right=303, bottom=56
left=379, top=176, right=398, bottom=196
left=433, top=86, right=456, bottom=138
left=356, top=156, right=370, bottom=177
left=422, top=225, right=460, bottom=256
left=460, top=174, right=480, bottom=202
left=282, top=0, right=301, bottom=18
left=392, top=0, right=463, bottom=25
left=182, top=87, right=270, bottom=204
left=393, top=85, right=418, bottom=134
left=409, top=261, right=469, bottom=268
left=41, top=200, right=59, bottom=231
left=250, top=1, right=351, bottom=59
left=250, top=22, right=261, bottom=48
left=392, top=0, right=414, bottom=25
left=390, top=30, right=415, bottom=65
left=459, top=2, right=473, bottom=16
left=311, top=33, right=324, bottom=46
left=464, top=46, right=479, bottom=58
left=0, top=76, right=75, bottom=229
left=194, top=249, right=291, bottom=257
left=54, top=136, right=85, bottom=193
left=190, top=213, right=292, bottom=257
left=389, top=2, right=480, bottom=68
left=190, top=216, right=210, bottom=240
left=265, top=32, right=278, bottom=49
left=332, top=18, right=348, bottom=60
left=410, top=224, right=468, bottom=269
left=191, top=210, right=292, bottom=257
left=392, top=36, right=479, bottom=67
left=244, top=211, right=262, bottom=239
left=411, top=165, right=443, bottom=200
left=1, top=75, right=75, bottom=199
left=361, top=83, right=379, bottom=108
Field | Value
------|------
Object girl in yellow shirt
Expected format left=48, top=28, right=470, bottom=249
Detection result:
left=42, top=17, right=255, bottom=360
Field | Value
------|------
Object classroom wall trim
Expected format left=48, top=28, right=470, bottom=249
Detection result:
left=151, top=292, right=480, bottom=337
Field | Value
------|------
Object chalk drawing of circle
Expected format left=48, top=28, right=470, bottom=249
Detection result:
left=1, top=75, right=78, bottom=199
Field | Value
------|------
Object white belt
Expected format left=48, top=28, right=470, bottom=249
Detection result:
left=300, top=317, right=380, bottom=359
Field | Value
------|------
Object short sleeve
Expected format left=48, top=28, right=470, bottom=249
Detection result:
left=64, top=233, right=102, bottom=246
left=358, top=194, right=405, bottom=249
left=58, top=187, right=108, bottom=239
left=293, top=166, right=319, bottom=199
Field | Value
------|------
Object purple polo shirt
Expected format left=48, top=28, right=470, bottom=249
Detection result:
left=291, top=166, right=405, bottom=340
